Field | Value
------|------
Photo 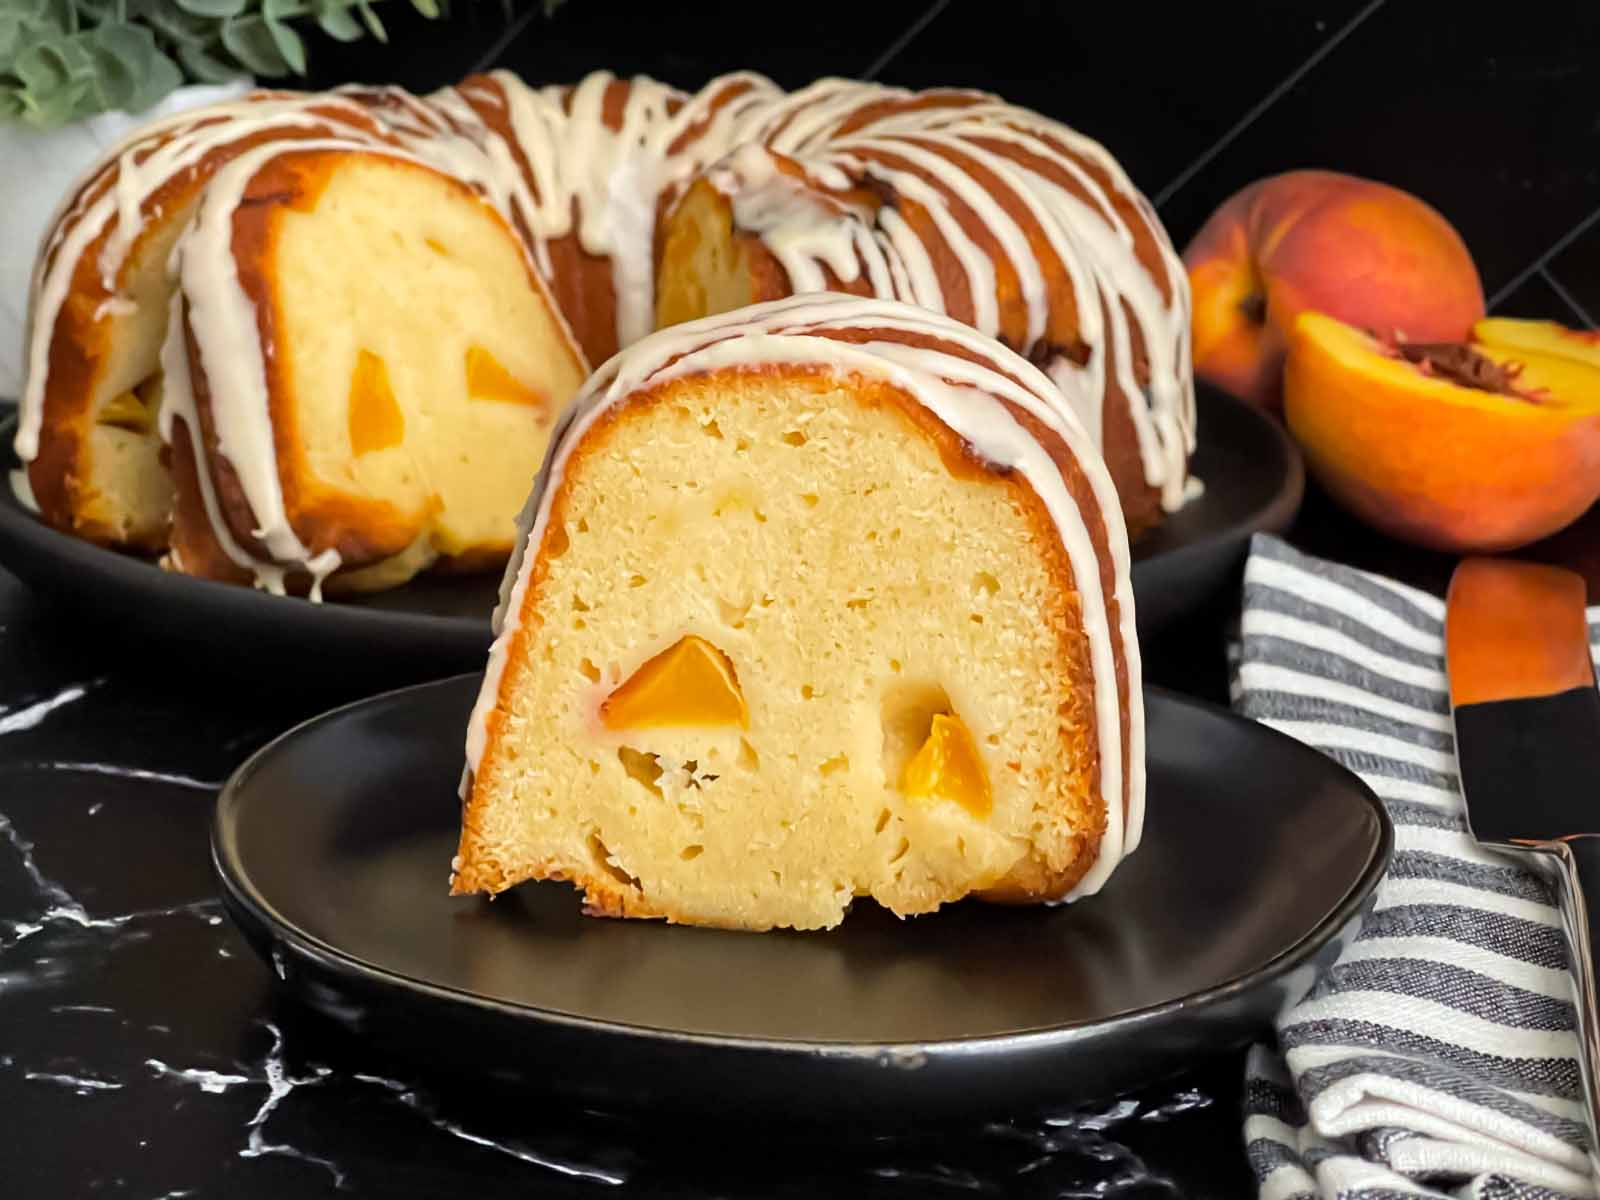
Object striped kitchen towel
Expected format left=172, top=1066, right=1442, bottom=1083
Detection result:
left=1235, top=535, right=1598, bottom=1200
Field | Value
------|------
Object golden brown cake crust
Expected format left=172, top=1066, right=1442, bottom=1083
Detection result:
left=164, top=411, right=250, bottom=585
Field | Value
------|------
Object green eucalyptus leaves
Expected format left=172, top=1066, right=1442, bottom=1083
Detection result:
left=0, top=0, right=519, bottom=128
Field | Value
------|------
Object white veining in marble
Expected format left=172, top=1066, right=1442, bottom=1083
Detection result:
left=0, top=812, right=221, bottom=953
left=351, top=1072, right=629, bottom=1185
left=1134, top=1087, right=1213, bottom=1123
left=24, top=1069, right=123, bottom=1093
left=236, top=1022, right=347, bottom=1187
left=0, top=812, right=103, bottom=945
left=1050, top=1098, right=1142, bottom=1131
left=23, top=761, right=222, bottom=791
left=146, top=1059, right=252, bottom=1094
left=0, top=678, right=105, bottom=736
left=146, top=1019, right=630, bottom=1187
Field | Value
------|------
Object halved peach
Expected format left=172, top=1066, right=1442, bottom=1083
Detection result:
left=1285, top=312, right=1600, bottom=552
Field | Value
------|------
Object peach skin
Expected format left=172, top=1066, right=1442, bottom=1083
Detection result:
left=1185, top=170, right=1485, bottom=411
left=1284, top=312, right=1600, bottom=553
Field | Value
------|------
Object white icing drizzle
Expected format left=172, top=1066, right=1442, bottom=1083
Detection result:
left=156, top=288, right=296, bottom=596
left=467, top=294, right=1143, bottom=897
left=711, top=146, right=881, bottom=293
left=422, top=70, right=785, bottom=350
left=160, top=137, right=439, bottom=597
left=698, top=79, right=1195, bottom=511
left=16, top=93, right=383, bottom=466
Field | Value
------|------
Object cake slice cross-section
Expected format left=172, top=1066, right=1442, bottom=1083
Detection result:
left=455, top=294, right=1143, bottom=931
left=162, top=143, right=588, bottom=595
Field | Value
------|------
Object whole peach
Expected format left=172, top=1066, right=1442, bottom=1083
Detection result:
left=1185, top=170, right=1485, bottom=411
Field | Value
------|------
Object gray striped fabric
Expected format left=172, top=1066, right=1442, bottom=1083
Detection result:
left=1235, top=536, right=1598, bottom=1200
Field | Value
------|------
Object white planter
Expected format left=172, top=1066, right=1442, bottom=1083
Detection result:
left=0, top=81, right=251, bottom=400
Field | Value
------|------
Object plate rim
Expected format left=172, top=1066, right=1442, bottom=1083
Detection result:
left=1131, top=390, right=1305, bottom=579
left=0, top=412, right=492, bottom=644
left=211, top=672, right=1392, bottom=1055
left=0, top=392, right=1302, bottom=642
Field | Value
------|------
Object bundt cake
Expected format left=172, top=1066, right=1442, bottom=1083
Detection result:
left=453, top=295, right=1143, bottom=931
left=14, top=69, right=1193, bottom=595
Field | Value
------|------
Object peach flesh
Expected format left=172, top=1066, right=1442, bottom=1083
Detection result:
left=1285, top=312, right=1600, bottom=553
left=600, top=635, right=749, bottom=731
left=901, top=712, right=992, bottom=819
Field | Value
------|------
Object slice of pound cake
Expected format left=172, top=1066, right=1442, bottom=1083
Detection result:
left=162, top=144, right=588, bottom=594
left=454, top=294, right=1144, bottom=931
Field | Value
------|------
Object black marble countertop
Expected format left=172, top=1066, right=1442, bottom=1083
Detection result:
left=0, top=565, right=1253, bottom=1196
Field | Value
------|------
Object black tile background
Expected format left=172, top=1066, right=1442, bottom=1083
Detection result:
left=490, top=0, right=936, bottom=90
left=299, top=1, right=524, bottom=93
left=871, top=1, right=1377, bottom=212
left=1547, top=216, right=1600, bottom=323
left=299, top=0, right=1600, bottom=327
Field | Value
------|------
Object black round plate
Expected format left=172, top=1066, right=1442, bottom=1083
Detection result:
left=212, top=674, right=1386, bottom=1121
left=1133, top=385, right=1303, bottom=633
left=0, top=390, right=1299, bottom=683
